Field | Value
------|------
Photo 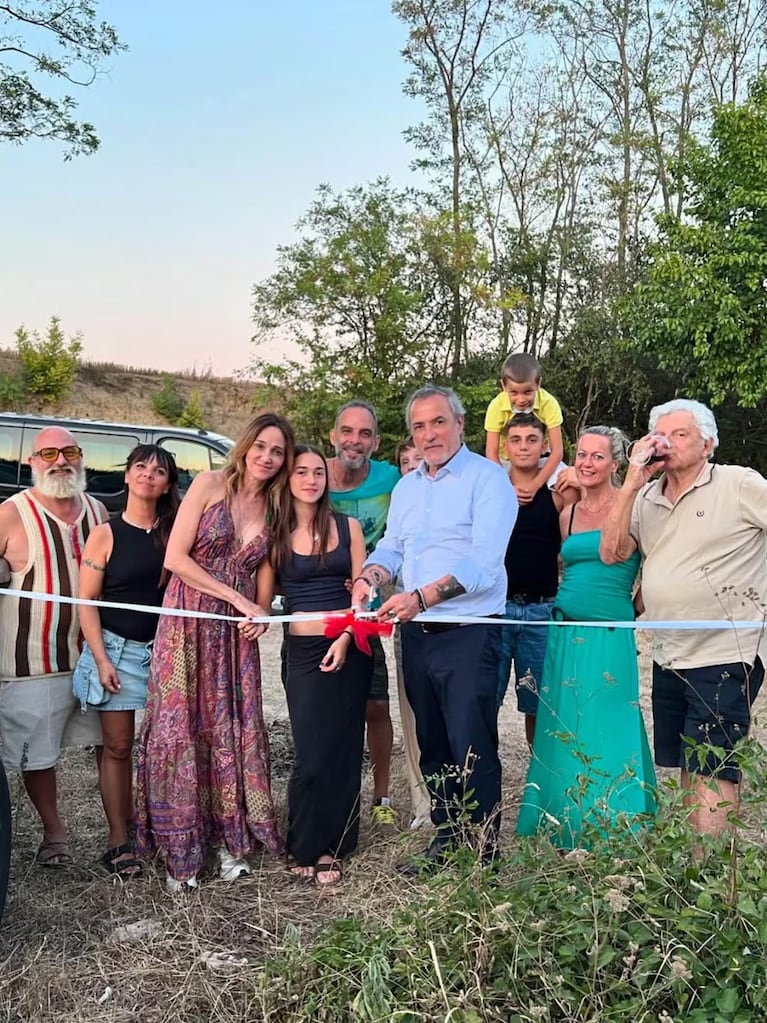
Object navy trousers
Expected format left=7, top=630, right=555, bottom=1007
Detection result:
left=400, top=622, right=502, bottom=839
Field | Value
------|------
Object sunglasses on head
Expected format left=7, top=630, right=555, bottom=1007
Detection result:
left=32, top=446, right=83, bottom=463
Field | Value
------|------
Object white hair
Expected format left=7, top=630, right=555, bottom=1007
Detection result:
left=648, top=399, right=719, bottom=453
left=32, top=464, right=87, bottom=499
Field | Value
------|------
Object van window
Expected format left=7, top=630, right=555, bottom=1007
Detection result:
left=74, top=432, right=141, bottom=497
left=157, top=437, right=214, bottom=490
left=0, top=426, right=22, bottom=488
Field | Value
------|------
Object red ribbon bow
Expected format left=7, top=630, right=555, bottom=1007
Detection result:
left=323, top=611, right=393, bottom=656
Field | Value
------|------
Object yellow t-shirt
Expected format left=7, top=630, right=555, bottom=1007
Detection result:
left=484, top=386, right=563, bottom=434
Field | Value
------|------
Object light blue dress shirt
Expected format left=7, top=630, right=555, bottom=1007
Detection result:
left=366, top=445, right=518, bottom=618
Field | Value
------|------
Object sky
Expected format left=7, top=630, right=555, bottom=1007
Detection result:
left=0, top=1, right=421, bottom=376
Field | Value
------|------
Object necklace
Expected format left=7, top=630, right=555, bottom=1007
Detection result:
left=580, top=493, right=616, bottom=516
left=122, top=512, right=158, bottom=534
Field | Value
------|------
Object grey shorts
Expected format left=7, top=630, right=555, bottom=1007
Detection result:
left=0, top=672, right=102, bottom=772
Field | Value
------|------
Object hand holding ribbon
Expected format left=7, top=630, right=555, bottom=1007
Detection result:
left=323, top=611, right=393, bottom=656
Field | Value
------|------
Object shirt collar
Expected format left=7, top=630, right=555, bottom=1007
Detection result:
left=643, top=460, right=715, bottom=506
left=415, top=443, right=469, bottom=479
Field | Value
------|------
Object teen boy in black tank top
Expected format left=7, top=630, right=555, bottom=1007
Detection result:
left=497, top=414, right=578, bottom=745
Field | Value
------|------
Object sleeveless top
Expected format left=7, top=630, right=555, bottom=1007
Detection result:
left=0, top=491, right=105, bottom=678
left=504, top=484, right=561, bottom=598
left=100, top=516, right=167, bottom=643
left=279, top=513, right=352, bottom=613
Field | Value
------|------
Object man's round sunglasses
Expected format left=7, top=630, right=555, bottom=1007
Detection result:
left=32, top=446, right=83, bottom=463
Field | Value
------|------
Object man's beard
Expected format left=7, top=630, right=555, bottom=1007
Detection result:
left=32, top=464, right=87, bottom=499
left=335, top=447, right=368, bottom=472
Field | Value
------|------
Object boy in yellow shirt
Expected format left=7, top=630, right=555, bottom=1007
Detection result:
left=484, top=353, right=565, bottom=503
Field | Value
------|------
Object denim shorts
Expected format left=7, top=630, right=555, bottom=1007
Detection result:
left=496, top=600, right=554, bottom=713
left=73, top=628, right=153, bottom=713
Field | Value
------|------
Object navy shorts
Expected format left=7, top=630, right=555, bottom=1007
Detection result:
left=652, top=658, right=763, bottom=782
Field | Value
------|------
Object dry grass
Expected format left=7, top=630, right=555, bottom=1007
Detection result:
left=1, top=630, right=764, bottom=1022
left=0, top=349, right=263, bottom=441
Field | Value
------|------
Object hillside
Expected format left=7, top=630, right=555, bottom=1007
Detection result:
left=0, top=350, right=267, bottom=441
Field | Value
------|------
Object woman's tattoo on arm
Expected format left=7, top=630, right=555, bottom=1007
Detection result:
left=82, top=557, right=106, bottom=572
left=434, top=575, right=466, bottom=602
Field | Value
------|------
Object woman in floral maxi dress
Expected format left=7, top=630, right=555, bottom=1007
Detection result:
left=135, top=412, right=295, bottom=890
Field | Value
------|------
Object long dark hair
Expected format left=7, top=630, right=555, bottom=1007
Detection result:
left=125, top=444, right=181, bottom=550
left=271, top=444, right=335, bottom=573
left=223, top=412, right=295, bottom=542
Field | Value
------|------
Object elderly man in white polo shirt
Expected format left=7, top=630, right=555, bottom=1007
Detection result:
left=600, top=398, right=767, bottom=837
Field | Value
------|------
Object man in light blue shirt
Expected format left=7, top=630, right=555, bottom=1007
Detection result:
left=351, top=385, right=517, bottom=872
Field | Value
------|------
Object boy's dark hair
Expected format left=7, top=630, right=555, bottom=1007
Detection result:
left=501, top=352, right=542, bottom=384
left=501, top=412, right=546, bottom=438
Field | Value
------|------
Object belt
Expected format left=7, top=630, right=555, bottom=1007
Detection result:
left=419, top=621, right=463, bottom=634
left=508, top=594, right=557, bottom=605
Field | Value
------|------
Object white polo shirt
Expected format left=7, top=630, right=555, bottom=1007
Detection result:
left=631, top=462, right=767, bottom=669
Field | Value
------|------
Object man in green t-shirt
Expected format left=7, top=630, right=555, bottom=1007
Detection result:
left=328, top=401, right=401, bottom=825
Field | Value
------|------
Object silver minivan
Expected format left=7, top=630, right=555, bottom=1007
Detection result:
left=0, top=413, right=234, bottom=514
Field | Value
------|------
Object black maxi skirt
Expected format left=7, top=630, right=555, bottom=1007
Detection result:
left=284, top=635, right=372, bottom=866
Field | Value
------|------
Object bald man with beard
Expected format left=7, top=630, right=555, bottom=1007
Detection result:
left=0, top=427, right=107, bottom=866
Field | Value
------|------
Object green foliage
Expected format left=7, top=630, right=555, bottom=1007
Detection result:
left=0, top=371, right=25, bottom=407
left=624, top=73, right=767, bottom=406
left=177, top=389, right=206, bottom=429
left=254, top=738, right=767, bottom=1021
left=151, top=373, right=185, bottom=424
left=15, top=315, right=81, bottom=403
left=0, top=1, right=126, bottom=158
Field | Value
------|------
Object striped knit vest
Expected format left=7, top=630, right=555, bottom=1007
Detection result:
left=0, top=491, right=105, bottom=679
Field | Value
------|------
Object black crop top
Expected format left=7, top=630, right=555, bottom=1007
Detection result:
left=99, top=516, right=167, bottom=643
left=279, top=513, right=352, bottom=613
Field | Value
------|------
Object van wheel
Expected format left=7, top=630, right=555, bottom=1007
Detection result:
left=0, top=760, right=10, bottom=926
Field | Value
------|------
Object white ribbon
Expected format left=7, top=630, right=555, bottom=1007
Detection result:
left=0, top=587, right=763, bottom=631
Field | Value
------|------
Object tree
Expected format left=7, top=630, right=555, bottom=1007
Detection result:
left=15, top=314, right=81, bottom=402
left=177, top=390, right=206, bottom=429
left=395, top=0, right=519, bottom=375
left=1, top=1, right=125, bottom=157
left=624, top=74, right=767, bottom=406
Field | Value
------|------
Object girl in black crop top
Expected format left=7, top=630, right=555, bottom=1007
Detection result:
left=74, top=444, right=180, bottom=878
left=271, top=444, right=372, bottom=886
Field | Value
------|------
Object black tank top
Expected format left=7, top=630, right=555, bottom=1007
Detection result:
left=504, top=485, right=561, bottom=599
left=279, top=514, right=352, bottom=613
left=99, top=516, right=167, bottom=642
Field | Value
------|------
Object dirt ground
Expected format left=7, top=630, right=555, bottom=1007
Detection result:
left=0, top=627, right=764, bottom=1022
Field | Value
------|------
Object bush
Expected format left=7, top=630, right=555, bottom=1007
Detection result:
left=15, top=316, right=82, bottom=403
left=177, top=389, right=206, bottom=429
left=0, top=372, right=25, bottom=408
left=253, top=738, right=767, bottom=1021
left=151, top=373, right=185, bottom=424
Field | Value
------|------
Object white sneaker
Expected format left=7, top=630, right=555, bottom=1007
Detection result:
left=410, top=814, right=431, bottom=830
left=216, top=847, right=251, bottom=881
left=166, top=873, right=198, bottom=893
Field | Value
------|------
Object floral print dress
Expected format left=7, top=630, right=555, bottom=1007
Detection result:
left=134, top=499, right=282, bottom=879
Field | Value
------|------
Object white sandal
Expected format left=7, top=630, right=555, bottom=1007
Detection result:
left=166, top=873, right=198, bottom=893
left=216, top=847, right=251, bottom=881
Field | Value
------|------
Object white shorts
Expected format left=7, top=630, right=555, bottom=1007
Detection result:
left=0, top=672, right=102, bottom=772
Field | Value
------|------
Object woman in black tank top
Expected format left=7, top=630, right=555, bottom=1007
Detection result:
left=272, top=444, right=372, bottom=886
left=74, top=445, right=180, bottom=877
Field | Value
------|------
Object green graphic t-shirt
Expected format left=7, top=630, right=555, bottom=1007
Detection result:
left=329, top=460, right=401, bottom=553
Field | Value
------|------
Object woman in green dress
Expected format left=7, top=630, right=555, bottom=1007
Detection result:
left=517, top=426, right=656, bottom=848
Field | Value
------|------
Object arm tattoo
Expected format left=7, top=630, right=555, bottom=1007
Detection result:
left=434, top=575, right=466, bottom=603
left=82, top=557, right=106, bottom=572
left=360, top=565, right=389, bottom=588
